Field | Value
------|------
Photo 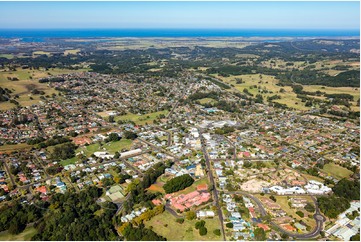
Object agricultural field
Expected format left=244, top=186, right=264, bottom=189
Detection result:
left=115, top=110, right=169, bottom=125
left=214, top=73, right=360, bottom=111
left=0, top=226, right=37, bottom=241
left=64, top=49, right=81, bottom=55
left=214, top=74, right=310, bottom=111
left=144, top=211, right=223, bottom=241
left=0, top=68, right=88, bottom=110
left=321, top=163, right=353, bottom=180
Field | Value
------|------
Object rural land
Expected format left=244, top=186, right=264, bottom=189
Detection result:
left=0, top=36, right=360, bottom=241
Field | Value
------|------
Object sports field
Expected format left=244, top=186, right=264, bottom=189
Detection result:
left=115, top=110, right=169, bottom=125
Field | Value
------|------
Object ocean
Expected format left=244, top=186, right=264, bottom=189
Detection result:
left=0, top=29, right=359, bottom=39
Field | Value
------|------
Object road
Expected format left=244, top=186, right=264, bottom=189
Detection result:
left=138, top=138, right=178, bottom=160
left=198, top=128, right=226, bottom=241
left=3, top=160, right=16, bottom=187
left=225, top=190, right=324, bottom=239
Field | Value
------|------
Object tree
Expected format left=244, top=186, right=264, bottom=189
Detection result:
left=123, top=131, right=138, bottom=140
left=108, top=133, right=120, bottom=142
left=8, top=217, right=26, bottom=235
left=163, top=174, right=194, bottom=193
left=350, top=233, right=360, bottom=241
left=186, top=211, right=196, bottom=220
left=195, top=220, right=205, bottom=229
left=226, top=222, right=233, bottom=228
left=318, top=195, right=350, bottom=219
left=199, top=227, right=207, bottom=236
left=213, top=229, right=221, bottom=236
left=108, top=115, right=115, bottom=123
left=332, top=178, right=360, bottom=200
left=176, top=218, right=184, bottom=224
left=304, top=203, right=315, bottom=213
left=254, top=227, right=266, bottom=241
left=269, top=195, right=276, bottom=202
left=296, top=211, right=304, bottom=218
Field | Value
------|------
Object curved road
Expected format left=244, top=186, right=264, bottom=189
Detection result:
left=225, top=191, right=325, bottom=239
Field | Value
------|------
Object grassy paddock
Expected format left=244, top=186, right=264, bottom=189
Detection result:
left=0, top=68, right=88, bottom=110
left=115, top=110, right=169, bottom=125
left=144, top=211, right=223, bottom=241
left=0, top=143, right=32, bottom=153
left=321, top=163, right=353, bottom=180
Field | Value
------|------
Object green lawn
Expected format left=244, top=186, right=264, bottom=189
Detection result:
left=115, top=110, right=169, bottom=125
left=0, top=226, right=37, bottom=241
left=60, top=156, right=78, bottom=166
left=103, top=139, right=133, bottom=154
left=144, top=211, right=223, bottom=241
left=321, top=163, right=353, bottom=180
left=199, top=98, right=217, bottom=105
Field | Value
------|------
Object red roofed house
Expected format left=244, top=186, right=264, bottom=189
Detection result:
left=197, top=184, right=208, bottom=192
left=73, top=137, right=92, bottom=146
left=152, top=199, right=162, bottom=206
left=257, top=223, right=270, bottom=231
left=281, top=224, right=296, bottom=232
left=249, top=207, right=257, bottom=218
left=35, top=186, right=47, bottom=194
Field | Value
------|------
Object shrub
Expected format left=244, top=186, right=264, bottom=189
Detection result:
left=226, top=222, right=233, bottom=228
left=213, top=229, right=221, bottom=236
left=199, top=227, right=207, bottom=236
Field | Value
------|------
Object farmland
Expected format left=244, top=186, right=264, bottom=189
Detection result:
left=0, top=68, right=88, bottom=110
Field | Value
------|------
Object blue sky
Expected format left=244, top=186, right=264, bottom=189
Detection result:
left=0, top=1, right=359, bottom=29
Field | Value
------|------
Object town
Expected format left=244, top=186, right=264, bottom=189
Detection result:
left=0, top=63, right=359, bottom=241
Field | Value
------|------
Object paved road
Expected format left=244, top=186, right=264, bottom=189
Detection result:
left=3, top=159, right=16, bottom=187
left=165, top=201, right=183, bottom=218
left=225, top=191, right=324, bottom=239
left=198, top=128, right=226, bottom=241
left=155, top=127, right=172, bottom=146
left=138, top=138, right=178, bottom=160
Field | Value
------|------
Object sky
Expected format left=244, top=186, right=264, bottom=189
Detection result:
left=0, top=1, right=359, bottom=30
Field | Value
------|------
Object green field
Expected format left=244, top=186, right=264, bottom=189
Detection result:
left=103, top=139, right=133, bottom=154
left=199, top=98, right=217, bottom=105
left=60, top=156, right=78, bottom=167
left=0, top=226, right=37, bottom=241
left=214, top=73, right=360, bottom=111
left=214, top=74, right=310, bottom=111
left=0, top=68, right=88, bottom=110
left=144, top=211, right=223, bottom=241
left=0, top=54, right=14, bottom=59
left=301, top=173, right=325, bottom=183
left=115, top=110, right=169, bottom=125
left=58, top=139, right=133, bottom=167
left=0, top=143, right=33, bottom=153
left=321, top=163, right=353, bottom=180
